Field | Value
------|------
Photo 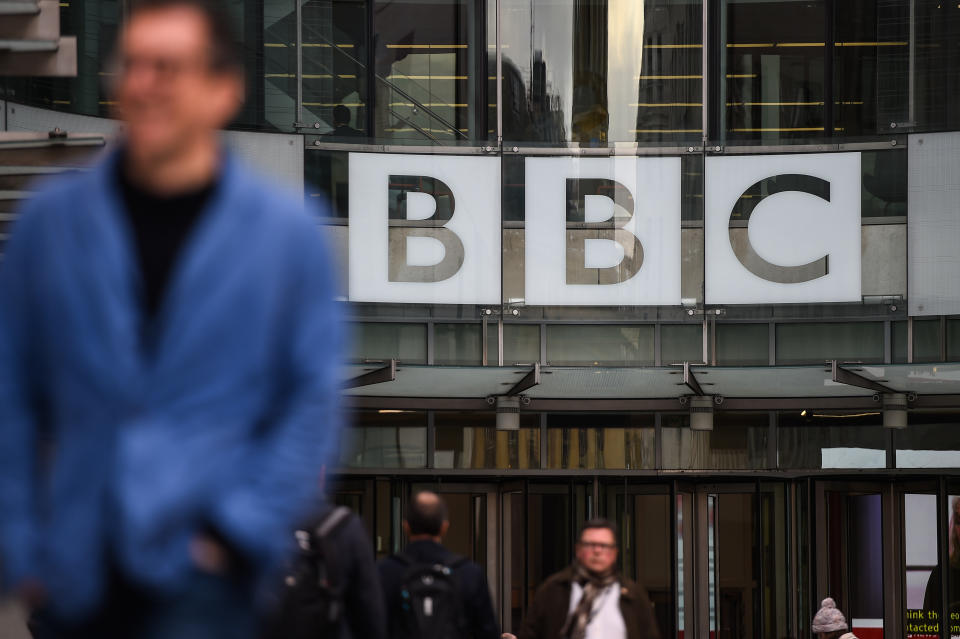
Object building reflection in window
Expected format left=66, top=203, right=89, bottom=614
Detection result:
left=500, top=0, right=703, bottom=145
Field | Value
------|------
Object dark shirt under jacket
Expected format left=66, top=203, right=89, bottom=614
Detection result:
left=116, top=165, right=217, bottom=321
left=377, top=540, right=500, bottom=639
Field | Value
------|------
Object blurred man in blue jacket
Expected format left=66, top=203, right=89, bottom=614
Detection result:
left=0, top=1, right=344, bottom=637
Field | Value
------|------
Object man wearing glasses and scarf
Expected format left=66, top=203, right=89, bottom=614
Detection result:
left=508, top=519, right=660, bottom=639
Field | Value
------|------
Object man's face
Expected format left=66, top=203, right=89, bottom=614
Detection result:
left=113, top=7, right=243, bottom=162
left=576, top=527, right=618, bottom=575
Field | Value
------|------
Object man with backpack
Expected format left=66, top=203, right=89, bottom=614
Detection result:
left=378, top=491, right=500, bottom=639
left=263, top=472, right=386, bottom=639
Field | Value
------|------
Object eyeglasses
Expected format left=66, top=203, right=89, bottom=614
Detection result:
left=578, top=541, right=617, bottom=552
left=108, top=53, right=215, bottom=83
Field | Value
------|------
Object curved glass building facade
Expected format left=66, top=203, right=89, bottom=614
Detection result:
left=5, top=1, right=960, bottom=638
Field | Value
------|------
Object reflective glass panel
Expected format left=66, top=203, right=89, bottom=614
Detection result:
left=896, top=412, right=960, bottom=468
left=500, top=0, right=703, bottom=146
left=661, top=323, right=703, bottom=364
left=715, top=492, right=758, bottom=639
left=350, top=322, right=428, bottom=363
left=825, top=491, right=885, bottom=637
left=950, top=320, right=960, bottom=362
left=434, top=412, right=540, bottom=468
left=778, top=412, right=887, bottom=469
left=716, top=323, right=769, bottom=366
left=904, top=493, right=941, bottom=639
left=914, top=319, right=942, bottom=363
left=546, top=325, right=655, bottom=366
left=915, top=2, right=960, bottom=132
left=3, top=2, right=121, bottom=118
left=306, top=149, right=350, bottom=218
left=373, top=0, right=489, bottom=143
left=339, top=410, right=427, bottom=467
left=723, top=0, right=827, bottom=143
left=434, top=323, right=482, bottom=365
left=661, top=413, right=768, bottom=470
left=485, top=323, right=541, bottom=365
left=546, top=413, right=654, bottom=469
left=776, top=322, right=884, bottom=365
left=862, top=150, right=908, bottom=217
left=833, top=0, right=909, bottom=137
left=302, top=0, right=369, bottom=138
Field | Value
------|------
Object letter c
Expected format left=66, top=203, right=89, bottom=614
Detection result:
left=729, top=173, right=831, bottom=284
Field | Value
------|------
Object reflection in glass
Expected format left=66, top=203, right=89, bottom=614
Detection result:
left=340, top=411, right=427, bottom=467
left=949, top=320, right=960, bottom=362
left=724, top=0, right=826, bottom=142
left=862, top=150, right=908, bottom=217
left=350, top=322, right=428, bottom=363
left=715, top=493, right=756, bottom=639
left=904, top=493, right=940, bottom=639
left=825, top=492, right=884, bottom=637
left=897, top=413, right=960, bottom=468
left=778, top=413, right=886, bottom=469
left=305, top=149, right=350, bottom=218
left=373, top=0, right=486, bottom=143
left=914, top=319, right=943, bottom=363
left=716, top=323, right=769, bottom=366
left=500, top=0, right=702, bottom=145
left=661, top=323, right=703, bottom=364
left=2, top=2, right=122, bottom=118
left=661, top=414, right=768, bottom=470
left=833, top=0, right=909, bottom=137
left=527, top=486, right=573, bottom=607
left=546, top=324, right=654, bottom=365
left=434, top=412, right=540, bottom=469
left=302, top=0, right=369, bottom=137
left=915, top=2, right=960, bottom=132
left=546, top=414, right=654, bottom=469
left=776, top=322, right=884, bottom=365
left=486, top=323, right=541, bottom=365
left=634, top=494, right=673, bottom=639
left=434, top=323, right=482, bottom=365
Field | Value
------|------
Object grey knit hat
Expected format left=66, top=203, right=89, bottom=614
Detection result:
left=812, top=598, right=848, bottom=633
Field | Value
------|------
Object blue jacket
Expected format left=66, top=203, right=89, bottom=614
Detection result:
left=0, top=150, right=344, bottom=621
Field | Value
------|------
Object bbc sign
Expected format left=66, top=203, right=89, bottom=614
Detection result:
left=348, top=152, right=861, bottom=306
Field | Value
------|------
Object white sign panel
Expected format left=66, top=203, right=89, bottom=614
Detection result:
left=348, top=153, right=501, bottom=304
left=524, top=156, right=682, bottom=306
left=705, top=152, right=861, bottom=304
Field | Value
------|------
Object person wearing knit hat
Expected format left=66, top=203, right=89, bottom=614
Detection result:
left=839, top=633, right=859, bottom=639
left=812, top=598, right=849, bottom=639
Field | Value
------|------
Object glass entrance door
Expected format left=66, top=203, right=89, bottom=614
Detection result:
left=685, top=482, right=791, bottom=639
left=815, top=482, right=893, bottom=639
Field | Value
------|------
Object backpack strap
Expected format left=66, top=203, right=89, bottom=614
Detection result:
left=315, top=506, right=352, bottom=540
left=392, top=552, right=417, bottom=568
left=443, top=554, right=469, bottom=571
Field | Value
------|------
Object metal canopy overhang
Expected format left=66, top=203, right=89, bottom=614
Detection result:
left=342, top=362, right=960, bottom=410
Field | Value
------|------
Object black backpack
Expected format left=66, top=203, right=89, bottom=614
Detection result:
left=395, top=552, right=469, bottom=639
left=264, top=506, right=353, bottom=639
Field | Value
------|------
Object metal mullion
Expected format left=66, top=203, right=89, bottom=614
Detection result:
left=364, top=0, right=374, bottom=138
left=885, top=320, right=892, bottom=364
left=426, top=411, right=435, bottom=469
left=295, top=0, right=303, bottom=128
left=754, top=479, right=763, bottom=639
left=670, top=479, right=679, bottom=639
left=539, top=413, right=547, bottom=470
left=940, top=477, right=949, bottom=639
left=495, top=0, right=502, bottom=144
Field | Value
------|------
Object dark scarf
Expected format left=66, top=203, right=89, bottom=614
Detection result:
left=560, top=562, right=619, bottom=639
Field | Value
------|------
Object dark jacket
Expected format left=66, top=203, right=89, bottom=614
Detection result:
left=313, top=501, right=388, bottom=639
left=377, top=540, right=499, bottom=639
left=517, top=566, right=661, bottom=639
